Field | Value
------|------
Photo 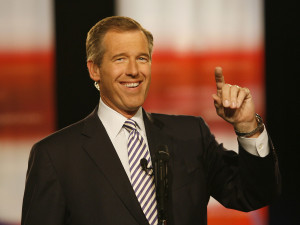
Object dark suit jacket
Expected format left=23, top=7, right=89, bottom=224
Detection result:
left=21, top=108, right=280, bottom=225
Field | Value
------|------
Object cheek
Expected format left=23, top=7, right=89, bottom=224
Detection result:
left=99, top=63, right=121, bottom=80
left=145, top=68, right=151, bottom=83
left=141, top=65, right=151, bottom=78
left=111, top=63, right=126, bottom=74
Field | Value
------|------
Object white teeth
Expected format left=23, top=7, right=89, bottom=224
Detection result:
left=124, top=82, right=139, bottom=88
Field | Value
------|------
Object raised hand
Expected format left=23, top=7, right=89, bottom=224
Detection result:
left=212, top=67, right=259, bottom=136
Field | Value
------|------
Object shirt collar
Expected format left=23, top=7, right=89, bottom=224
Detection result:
left=97, top=98, right=145, bottom=138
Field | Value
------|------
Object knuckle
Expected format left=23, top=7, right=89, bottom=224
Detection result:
left=241, top=87, right=250, bottom=94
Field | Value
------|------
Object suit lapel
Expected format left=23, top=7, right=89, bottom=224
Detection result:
left=81, top=109, right=149, bottom=225
left=143, top=111, right=173, bottom=160
left=143, top=111, right=175, bottom=225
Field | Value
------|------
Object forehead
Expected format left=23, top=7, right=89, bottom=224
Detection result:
left=102, top=30, right=149, bottom=54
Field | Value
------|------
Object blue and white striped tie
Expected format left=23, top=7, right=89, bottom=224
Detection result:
left=124, top=119, right=158, bottom=225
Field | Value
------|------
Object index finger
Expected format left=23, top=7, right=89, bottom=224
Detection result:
left=215, top=66, right=225, bottom=95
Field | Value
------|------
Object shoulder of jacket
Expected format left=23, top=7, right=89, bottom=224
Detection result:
left=33, top=113, right=92, bottom=150
left=147, top=112, right=203, bottom=122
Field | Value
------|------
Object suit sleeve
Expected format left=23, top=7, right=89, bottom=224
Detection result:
left=21, top=143, right=66, bottom=225
left=198, top=117, right=280, bottom=212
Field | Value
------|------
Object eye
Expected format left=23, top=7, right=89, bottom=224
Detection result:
left=138, top=57, right=148, bottom=62
left=115, top=57, right=124, bottom=62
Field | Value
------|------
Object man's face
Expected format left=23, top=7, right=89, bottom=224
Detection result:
left=97, top=30, right=151, bottom=118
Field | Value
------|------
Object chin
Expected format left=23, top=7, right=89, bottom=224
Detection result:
left=125, top=98, right=144, bottom=108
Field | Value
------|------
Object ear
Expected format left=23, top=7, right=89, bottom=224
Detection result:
left=87, top=61, right=101, bottom=82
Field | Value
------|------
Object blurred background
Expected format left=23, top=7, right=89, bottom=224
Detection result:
left=0, top=0, right=298, bottom=224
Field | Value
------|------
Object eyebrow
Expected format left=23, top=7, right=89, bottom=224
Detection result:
left=111, top=53, right=126, bottom=59
left=138, top=53, right=150, bottom=58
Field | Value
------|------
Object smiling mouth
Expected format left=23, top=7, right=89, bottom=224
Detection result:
left=121, top=82, right=141, bottom=88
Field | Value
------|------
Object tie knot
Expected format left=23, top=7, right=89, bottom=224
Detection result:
left=123, top=119, right=137, bottom=133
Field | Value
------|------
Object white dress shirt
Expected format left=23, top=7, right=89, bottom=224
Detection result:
left=98, top=99, right=149, bottom=180
left=238, top=127, right=269, bottom=157
left=97, top=98, right=270, bottom=180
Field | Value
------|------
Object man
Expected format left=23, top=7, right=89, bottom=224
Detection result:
left=21, top=16, right=280, bottom=225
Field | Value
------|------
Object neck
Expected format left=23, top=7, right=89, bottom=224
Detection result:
left=100, top=98, right=139, bottom=119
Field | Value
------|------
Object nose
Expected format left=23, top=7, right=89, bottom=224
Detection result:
left=125, top=60, right=138, bottom=77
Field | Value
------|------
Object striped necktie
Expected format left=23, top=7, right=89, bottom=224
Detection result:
left=124, top=119, right=158, bottom=225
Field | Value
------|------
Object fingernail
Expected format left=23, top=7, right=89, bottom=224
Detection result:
left=224, top=100, right=230, bottom=107
left=231, top=101, right=236, bottom=108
